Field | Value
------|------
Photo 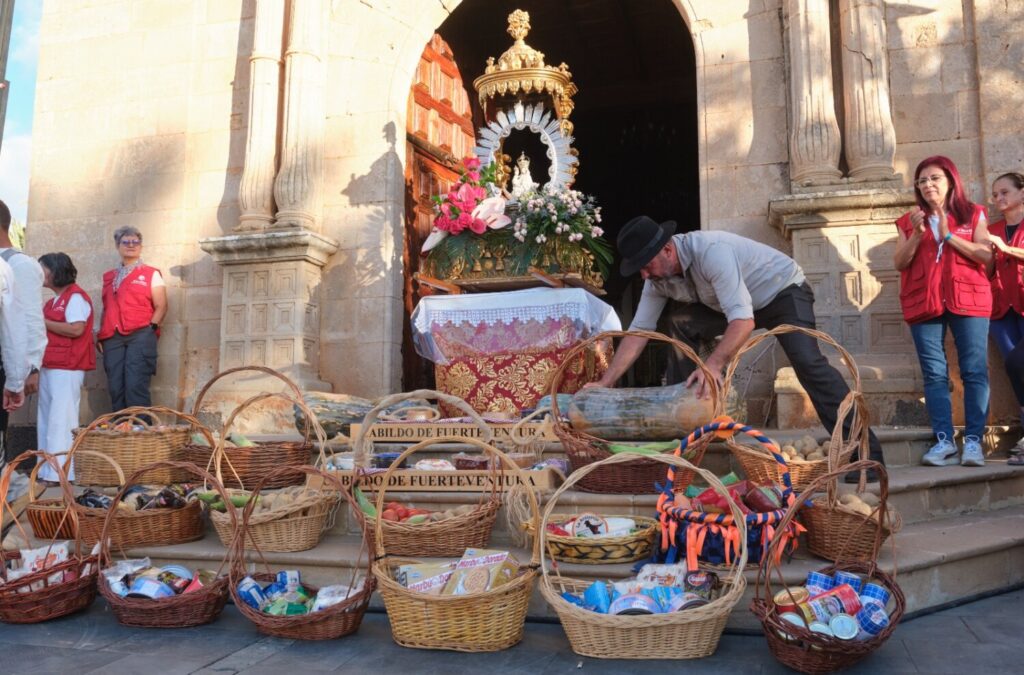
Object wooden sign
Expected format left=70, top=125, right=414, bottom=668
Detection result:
left=327, top=468, right=562, bottom=492
left=348, top=421, right=557, bottom=443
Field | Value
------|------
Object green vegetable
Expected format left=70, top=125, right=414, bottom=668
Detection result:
left=191, top=433, right=210, bottom=447
left=606, top=440, right=681, bottom=456
left=684, top=471, right=741, bottom=498
left=209, top=500, right=227, bottom=512
left=196, top=490, right=219, bottom=504
left=353, top=486, right=377, bottom=517
left=230, top=494, right=255, bottom=508
left=403, top=514, right=428, bottom=525
left=228, top=432, right=255, bottom=447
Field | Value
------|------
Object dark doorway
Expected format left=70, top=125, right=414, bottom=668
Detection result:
left=416, top=0, right=699, bottom=387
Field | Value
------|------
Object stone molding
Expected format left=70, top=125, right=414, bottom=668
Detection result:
left=200, top=229, right=340, bottom=266
left=769, top=187, right=916, bottom=235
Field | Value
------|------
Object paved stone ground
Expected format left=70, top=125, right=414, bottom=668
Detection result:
left=0, top=590, right=1020, bottom=674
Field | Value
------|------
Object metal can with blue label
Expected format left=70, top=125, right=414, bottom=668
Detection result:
left=833, top=571, right=863, bottom=594
left=805, top=571, right=834, bottom=596
left=860, top=582, right=890, bottom=607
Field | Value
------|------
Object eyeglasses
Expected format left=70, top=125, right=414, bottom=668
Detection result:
left=119, top=239, right=142, bottom=247
left=915, top=174, right=946, bottom=188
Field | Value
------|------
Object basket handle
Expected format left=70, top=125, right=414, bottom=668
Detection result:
left=95, top=460, right=236, bottom=575
left=352, top=389, right=494, bottom=469
left=755, top=458, right=894, bottom=604
left=548, top=330, right=723, bottom=446
left=823, top=389, right=872, bottom=504
left=190, top=365, right=303, bottom=418
left=209, top=391, right=329, bottom=490
left=64, top=406, right=216, bottom=468
left=538, top=449, right=748, bottom=601
left=506, top=406, right=553, bottom=457
left=379, top=406, right=440, bottom=422
left=0, top=451, right=82, bottom=557
left=370, top=436, right=542, bottom=567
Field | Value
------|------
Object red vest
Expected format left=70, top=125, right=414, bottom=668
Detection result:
left=897, top=204, right=992, bottom=324
left=43, top=285, right=96, bottom=371
left=98, top=264, right=159, bottom=340
left=989, top=218, right=1024, bottom=319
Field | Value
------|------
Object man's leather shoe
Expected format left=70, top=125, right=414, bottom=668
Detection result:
left=843, top=468, right=879, bottom=484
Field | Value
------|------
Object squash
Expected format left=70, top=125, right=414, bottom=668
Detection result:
left=568, top=383, right=717, bottom=441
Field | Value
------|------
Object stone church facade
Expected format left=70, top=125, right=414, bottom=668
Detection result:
left=21, top=0, right=1024, bottom=427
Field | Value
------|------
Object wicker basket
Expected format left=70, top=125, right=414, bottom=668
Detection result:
left=71, top=406, right=192, bottom=486
left=71, top=450, right=205, bottom=549
left=524, top=514, right=657, bottom=564
left=350, top=391, right=503, bottom=558
left=751, top=460, right=906, bottom=674
left=550, top=330, right=720, bottom=494
left=229, top=466, right=376, bottom=640
left=97, top=460, right=233, bottom=628
left=539, top=452, right=748, bottom=659
left=722, top=325, right=867, bottom=493
left=208, top=393, right=340, bottom=553
left=184, top=366, right=313, bottom=489
left=25, top=458, right=77, bottom=540
left=0, top=451, right=98, bottom=624
left=374, top=440, right=541, bottom=652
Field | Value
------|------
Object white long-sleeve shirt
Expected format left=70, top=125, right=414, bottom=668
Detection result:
left=0, top=257, right=30, bottom=392
left=0, top=248, right=47, bottom=377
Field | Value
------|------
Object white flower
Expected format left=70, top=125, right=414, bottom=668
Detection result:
left=550, top=215, right=557, bottom=223
left=591, top=226, right=604, bottom=237
left=514, top=232, right=526, bottom=242
left=594, top=213, right=602, bottom=223
left=420, top=227, right=449, bottom=253
left=535, top=234, right=547, bottom=244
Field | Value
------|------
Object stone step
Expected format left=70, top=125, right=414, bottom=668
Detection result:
left=124, top=504, right=1024, bottom=631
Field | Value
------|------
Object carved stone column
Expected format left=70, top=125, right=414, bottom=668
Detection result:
left=273, top=0, right=325, bottom=230
left=785, top=0, right=843, bottom=187
left=839, top=0, right=898, bottom=182
left=237, top=0, right=285, bottom=231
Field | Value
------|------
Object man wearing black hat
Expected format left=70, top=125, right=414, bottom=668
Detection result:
left=589, top=215, right=884, bottom=479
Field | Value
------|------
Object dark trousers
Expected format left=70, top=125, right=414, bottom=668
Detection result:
left=665, top=282, right=884, bottom=463
left=102, top=327, right=158, bottom=411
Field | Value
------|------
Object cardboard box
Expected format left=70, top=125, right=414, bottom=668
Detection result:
left=395, top=561, right=457, bottom=596
left=442, top=549, right=520, bottom=596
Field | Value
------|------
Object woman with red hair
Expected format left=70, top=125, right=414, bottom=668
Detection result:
left=894, top=156, right=993, bottom=467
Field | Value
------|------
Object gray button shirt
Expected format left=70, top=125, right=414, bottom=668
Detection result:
left=629, top=231, right=806, bottom=330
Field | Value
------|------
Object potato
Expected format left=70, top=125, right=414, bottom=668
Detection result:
left=454, top=504, right=475, bottom=516
left=850, top=502, right=874, bottom=516
left=782, top=444, right=797, bottom=456
left=859, top=492, right=881, bottom=507
left=806, top=451, right=825, bottom=461
left=838, top=493, right=861, bottom=506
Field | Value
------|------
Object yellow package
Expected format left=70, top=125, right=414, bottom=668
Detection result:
left=442, top=549, right=520, bottom=596
left=395, top=561, right=456, bottom=595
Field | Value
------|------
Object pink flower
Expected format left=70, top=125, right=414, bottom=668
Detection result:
left=466, top=171, right=480, bottom=183
left=468, top=217, right=488, bottom=235
left=471, top=196, right=512, bottom=230
left=455, top=182, right=478, bottom=206
left=464, top=157, right=481, bottom=171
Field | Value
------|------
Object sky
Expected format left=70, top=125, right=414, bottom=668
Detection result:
left=0, top=2, right=41, bottom=224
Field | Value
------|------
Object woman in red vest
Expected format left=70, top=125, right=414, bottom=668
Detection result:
left=37, top=253, right=95, bottom=482
left=894, top=156, right=993, bottom=468
left=97, top=226, right=167, bottom=411
left=987, top=172, right=1024, bottom=463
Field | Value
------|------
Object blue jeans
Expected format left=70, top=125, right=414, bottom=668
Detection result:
left=910, top=312, right=990, bottom=439
left=990, top=311, right=1024, bottom=410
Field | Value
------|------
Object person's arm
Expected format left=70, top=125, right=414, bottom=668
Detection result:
left=150, top=274, right=168, bottom=326
left=894, top=210, right=925, bottom=271
left=45, top=318, right=87, bottom=337
left=686, top=317, right=756, bottom=399
left=587, top=334, right=649, bottom=388
left=0, top=265, right=29, bottom=400
left=942, top=211, right=993, bottom=265
left=991, top=234, right=1024, bottom=261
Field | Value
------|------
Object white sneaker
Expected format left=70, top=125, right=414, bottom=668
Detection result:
left=1010, top=436, right=1024, bottom=455
left=922, top=434, right=959, bottom=466
left=961, top=436, right=985, bottom=467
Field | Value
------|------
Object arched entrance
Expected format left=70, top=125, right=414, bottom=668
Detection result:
left=401, top=0, right=699, bottom=389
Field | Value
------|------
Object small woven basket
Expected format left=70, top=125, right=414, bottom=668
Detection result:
left=751, top=459, right=906, bottom=674
left=721, top=325, right=864, bottom=493
left=550, top=330, right=719, bottom=494
left=184, top=366, right=313, bottom=489
left=228, top=465, right=376, bottom=640
left=207, top=392, right=340, bottom=553
left=539, top=452, right=748, bottom=659
left=373, top=438, right=541, bottom=652
left=96, top=460, right=233, bottom=628
left=25, top=459, right=77, bottom=540
left=0, top=451, right=98, bottom=624
left=71, top=407, right=191, bottom=486
left=352, top=390, right=500, bottom=558
left=523, top=514, right=658, bottom=565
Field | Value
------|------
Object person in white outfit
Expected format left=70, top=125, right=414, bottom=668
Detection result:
left=36, top=253, right=94, bottom=482
left=0, top=253, right=31, bottom=502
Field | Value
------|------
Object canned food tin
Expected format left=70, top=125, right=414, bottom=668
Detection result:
left=855, top=600, right=889, bottom=640
left=829, top=613, right=859, bottom=640
left=666, top=592, right=710, bottom=612
left=684, top=571, right=718, bottom=599
left=799, top=584, right=862, bottom=623
left=184, top=570, right=217, bottom=594
left=609, top=592, right=661, bottom=615
left=805, top=571, right=834, bottom=596
left=126, top=577, right=176, bottom=600
left=773, top=586, right=810, bottom=614
left=833, top=571, right=863, bottom=594
left=860, top=582, right=891, bottom=607
left=808, top=621, right=833, bottom=637
left=777, top=612, right=806, bottom=641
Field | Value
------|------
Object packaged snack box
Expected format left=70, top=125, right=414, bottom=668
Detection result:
left=442, top=549, right=520, bottom=596
left=395, top=561, right=457, bottom=595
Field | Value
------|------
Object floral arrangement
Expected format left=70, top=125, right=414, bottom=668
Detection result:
left=420, top=156, right=612, bottom=287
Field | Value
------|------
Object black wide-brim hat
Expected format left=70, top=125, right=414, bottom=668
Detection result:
left=617, top=215, right=677, bottom=276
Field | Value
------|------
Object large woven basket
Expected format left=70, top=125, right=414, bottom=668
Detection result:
left=97, top=460, right=233, bottom=628
left=71, top=406, right=192, bottom=486
left=550, top=330, right=719, bottom=494
left=208, top=392, right=340, bottom=553
left=184, top=366, right=313, bottom=489
left=539, top=452, right=748, bottom=659
left=0, top=451, right=98, bottom=624
left=721, top=325, right=865, bottom=493
left=352, top=390, right=500, bottom=558
left=229, top=465, right=376, bottom=640
left=751, top=460, right=906, bottom=674
left=656, top=420, right=801, bottom=570
left=373, top=439, right=541, bottom=652
left=71, top=449, right=205, bottom=549
left=25, top=458, right=77, bottom=540
left=523, top=514, right=657, bottom=565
